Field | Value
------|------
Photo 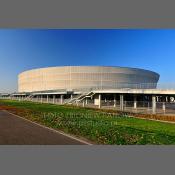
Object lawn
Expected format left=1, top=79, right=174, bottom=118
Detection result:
left=1, top=99, right=175, bottom=145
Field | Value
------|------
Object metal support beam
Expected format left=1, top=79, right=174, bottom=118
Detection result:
left=120, top=94, right=124, bottom=111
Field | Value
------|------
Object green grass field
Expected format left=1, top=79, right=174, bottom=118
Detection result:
left=1, top=99, right=175, bottom=144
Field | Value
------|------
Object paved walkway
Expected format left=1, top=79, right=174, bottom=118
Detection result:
left=0, top=110, right=89, bottom=145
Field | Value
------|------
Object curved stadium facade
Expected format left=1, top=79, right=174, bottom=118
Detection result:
left=18, top=66, right=159, bottom=93
left=5, top=65, right=175, bottom=114
left=1, top=66, right=175, bottom=114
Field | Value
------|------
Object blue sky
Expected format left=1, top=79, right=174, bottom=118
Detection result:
left=0, top=29, right=175, bottom=92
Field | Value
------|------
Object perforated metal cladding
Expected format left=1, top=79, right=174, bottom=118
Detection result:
left=18, top=66, right=159, bottom=92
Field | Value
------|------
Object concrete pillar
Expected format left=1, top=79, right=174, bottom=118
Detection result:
left=60, top=95, right=64, bottom=104
left=162, top=102, right=166, bottom=113
left=53, top=95, right=55, bottom=104
left=47, top=95, right=49, bottom=103
left=152, top=95, right=156, bottom=114
left=162, top=96, right=166, bottom=113
left=75, top=100, right=79, bottom=106
left=166, top=96, right=168, bottom=102
left=113, top=94, right=116, bottom=107
left=134, top=95, right=137, bottom=109
left=40, top=95, right=43, bottom=103
left=98, top=94, right=101, bottom=109
left=85, top=98, right=88, bottom=105
left=83, top=100, right=85, bottom=107
left=70, top=94, right=73, bottom=100
left=120, top=94, right=124, bottom=111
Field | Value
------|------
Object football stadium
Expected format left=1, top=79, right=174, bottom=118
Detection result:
left=1, top=66, right=175, bottom=114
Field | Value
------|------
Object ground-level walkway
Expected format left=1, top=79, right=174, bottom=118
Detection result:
left=0, top=110, right=89, bottom=145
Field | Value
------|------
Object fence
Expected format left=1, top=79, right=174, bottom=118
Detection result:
left=1, top=96, right=175, bottom=115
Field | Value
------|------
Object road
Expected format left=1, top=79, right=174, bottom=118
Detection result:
left=0, top=110, right=89, bottom=145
